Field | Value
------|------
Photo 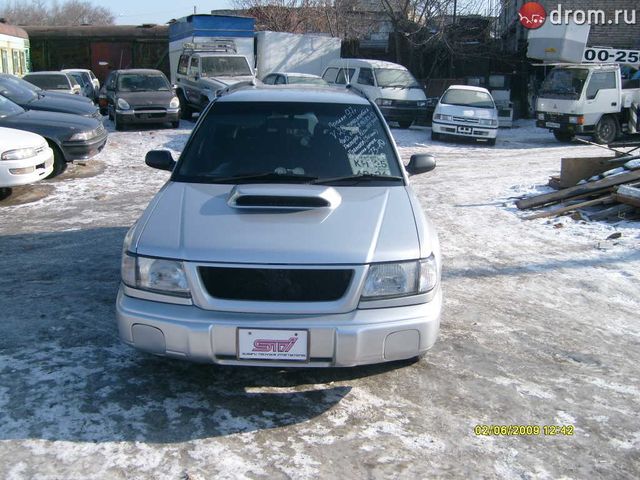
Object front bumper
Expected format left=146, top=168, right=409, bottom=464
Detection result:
left=61, top=131, right=108, bottom=161
left=379, top=105, right=426, bottom=124
left=0, top=147, right=53, bottom=187
left=116, top=108, right=180, bottom=125
left=535, top=112, right=589, bottom=133
left=432, top=120, right=498, bottom=139
left=116, top=286, right=442, bottom=367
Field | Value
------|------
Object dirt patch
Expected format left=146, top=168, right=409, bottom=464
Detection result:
left=49, top=160, right=106, bottom=182
left=0, top=184, right=55, bottom=206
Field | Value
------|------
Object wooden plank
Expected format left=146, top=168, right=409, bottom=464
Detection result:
left=516, top=169, right=640, bottom=210
left=614, top=185, right=640, bottom=208
left=523, top=195, right=614, bottom=220
left=584, top=204, right=636, bottom=222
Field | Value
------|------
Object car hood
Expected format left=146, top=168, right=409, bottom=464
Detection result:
left=26, top=93, right=98, bottom=116
left=134, top=182, right=423, bottom=265
left=0, top=110, right=100, bottom=139
left=201, top=75, right=254, bottom=89
left=436, top=103, right=497, bottom=119
left=117, top=90, right=175, bottom=107
left=41, top=90, right=93, bottom=104
left=0, top=126, right=47, bottom=149
left=375, top=87, right=426, bottom=102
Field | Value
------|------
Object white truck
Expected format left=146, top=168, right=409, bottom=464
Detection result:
left=536, top=62, right=640, bottom=144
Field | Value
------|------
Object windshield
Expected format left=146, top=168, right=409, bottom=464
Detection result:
left=287, top=76, right=327, bottom=86
left=0, top=94, right=25, bottom=118
left=117, top=73, right=170, bottom=92
left=175, top=101, right=402, bottom=184
left=374, top=68, right=421, bottom=88
left=69, top=73, right=89, bottom=87
left=0, top=76, right=38, bottom=104
left=24, top=74, right=70, bottom=90
left=201, top=57, right=252, bottom=77
left=441, top=89, right=495, bottom=109
left=539, top=68, right=588, bottom=99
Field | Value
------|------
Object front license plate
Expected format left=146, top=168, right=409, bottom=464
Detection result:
left=457, top=126, right=472, bottom=134
left=546, top=121, right=561, bottom=128
left=237, top=329, right=308, bottom=361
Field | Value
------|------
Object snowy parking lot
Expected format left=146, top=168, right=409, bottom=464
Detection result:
left=1, top=119, right=639, bottom=479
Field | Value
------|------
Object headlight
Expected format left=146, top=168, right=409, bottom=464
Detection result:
left=434, top=113, right=452, bottom=121
left=117, top=97, right=131, bottom=110
left=537, top=113, right=545, bottom=120
left=361, top=256, right=438, bottom=300
left=169, top=96, right=180, bottom=109
left=121, top=253, right=190, bottom=297
left=417, top=101, right=427, bottom=107
left=1, top=147, right=37, bottom=160
left=479, top=118, right=499, bottom=126
left=375, top=98, right=393, bottom=106
left=69, top=129, right=98, bottom=141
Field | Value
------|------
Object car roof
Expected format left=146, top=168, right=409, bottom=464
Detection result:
left=216, top=85, right=370, bottom=105
left=326, top=58, right=408, bottom=70
left=61, top=69, right=92, bottom=73
left=24, top=71, right=68, bottom=76
left=445, top=84, right=491, bottom=94
left=114, top=69, right=166, bottom=75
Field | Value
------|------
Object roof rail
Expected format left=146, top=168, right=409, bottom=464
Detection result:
left=182, top=40, right=237, bottom=54
left=216, top=79, right=256, bottom=98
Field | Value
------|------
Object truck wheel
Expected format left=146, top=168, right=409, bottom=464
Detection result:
left=398, top=121, right=412, bottom=129
left=46, top=142, right=67, bottom=178
left=431, top=130, right=440, bottom=141
left=593, top=115, right=618, bottom=145
left=553, top=130, right=575, bottom=143
left=178, top=91, right=193, bottom=120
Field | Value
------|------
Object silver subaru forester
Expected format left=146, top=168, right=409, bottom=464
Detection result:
left=116, top=85, right=442, bottom=367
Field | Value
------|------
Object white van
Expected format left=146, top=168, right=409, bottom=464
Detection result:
left=322, top=59, right=427, bottom=129
left=431, top=85, right=499, bottom=145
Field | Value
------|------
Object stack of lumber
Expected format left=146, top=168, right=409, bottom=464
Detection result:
left=517, top=157, right=640, bottom=221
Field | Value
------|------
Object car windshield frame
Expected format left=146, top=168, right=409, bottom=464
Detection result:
left=440, top=89, right=495, bottom=109
left=539, top=68, right=589, bottom=100
left=117, top=73, right=171, bottom=92
left=0, top=76, right=38, bottom=104
left=200, top=56, right=252, bottom=77
left=374, top=68, right=421, bottom=89
left=0, top=94, right=26, bottom=118
left=173, top=100, right=405, bottom=186
left=23, top=74, right=71, bottom=91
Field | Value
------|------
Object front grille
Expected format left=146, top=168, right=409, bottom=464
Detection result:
left=132, top=106, right=166, bottom=111
left=453, top=116, right=479, bottom=124
left=199, top=267, right=354, bottom=302
left=394, top=100, right=418, bottom=107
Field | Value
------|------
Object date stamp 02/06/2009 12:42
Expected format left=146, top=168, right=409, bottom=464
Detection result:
left=474, top=425, right=575, bottom=436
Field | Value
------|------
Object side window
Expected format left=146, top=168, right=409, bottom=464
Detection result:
left=586, top=72, right=617, bottom=99
left=322, top=67, right=339, bottom=83
left=335, top=68, right=355, bottom=85
left=262, top=74, right=275, bottom=85
left=357, top=68, right=375, bottom=86
left=107, top=72, right=116, bottom=90
left=275, top=74, right=286, bottom=85
left=188, top=56, right=199, bottom=76
left=177, top=55, right=190, bottom=75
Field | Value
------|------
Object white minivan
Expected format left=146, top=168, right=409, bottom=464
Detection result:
left=432, top=85, right=499, bottom=145
left=322, top=59, right=427, bottom=129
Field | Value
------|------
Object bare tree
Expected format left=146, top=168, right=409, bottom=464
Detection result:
left=0, top=0, right=115, bottom=25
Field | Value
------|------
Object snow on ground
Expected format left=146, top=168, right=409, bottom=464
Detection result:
left=0, top=119, right=639, bottom=479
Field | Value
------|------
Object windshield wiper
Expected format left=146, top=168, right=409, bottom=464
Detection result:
left=313, top=174, right=403, bottom=185
left=205, top=172, right=319, bottom=184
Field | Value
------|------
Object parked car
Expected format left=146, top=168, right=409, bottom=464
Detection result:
left=0, top=94, right=107, bottom=176
left=64, top=70, right=97, bottom=101
left=0, top=127, right=53, bottom=188
left=22, top=71, right=81, bottom=95
left=117, top=85, right=442, bottom=367
left=14, top=73, right=93, bottom=105
left=431, top=85, right=499, bottom=145
left=62, top=68, right=100, bottom=91
left=262, top=72, right=328, bottom=86
left=103, top=69, right=180, bottom=130
left=0, top=74, right=102, bottom=120
left=322, top=59, right=427, bottom=129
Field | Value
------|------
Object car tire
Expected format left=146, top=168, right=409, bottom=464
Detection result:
left=552, top=130, right=575, bottom=143
left=0, top=187, right=11, bottom=201
left=171, top=121, right=179, bottom=129
left=593, top=115, right=618, bottom=145
left=398, top=121, right=412, bottom=129
left=114, top=113, right=124, bottom=131
left=46, top=142, right=67, bottom=179
left=431, top=130, right=440, bottom=141
left=178, top=91, right=193, bottom=120
left=487, top=138, right=496, bottom=146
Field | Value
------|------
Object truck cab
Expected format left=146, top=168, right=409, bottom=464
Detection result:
left=536, top=64, right=640, bottom=144
left=175, top=41, right=254, bottom=119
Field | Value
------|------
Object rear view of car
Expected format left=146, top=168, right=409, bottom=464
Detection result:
left=0, top=127, right=53, bottom=187
left=23, top=72, right=81, bottom=95
left=431, top=86, right=499, bottom=145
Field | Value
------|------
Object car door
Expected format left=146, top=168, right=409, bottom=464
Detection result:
left=355, top=67, right=378, bottom=98
left=582, top=70, right=620, bottom=125
left=105, top=72, right=117, bottom=113
left=183, top=56, right=201, bottom=105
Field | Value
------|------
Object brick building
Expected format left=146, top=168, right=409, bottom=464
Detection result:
left=498, top=0, right=640, bottom=52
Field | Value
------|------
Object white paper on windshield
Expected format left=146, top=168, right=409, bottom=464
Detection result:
left=348, top=154, right=391, bottom=175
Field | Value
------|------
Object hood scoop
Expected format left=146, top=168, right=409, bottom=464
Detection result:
left=228, top=184, right=341, bottom=210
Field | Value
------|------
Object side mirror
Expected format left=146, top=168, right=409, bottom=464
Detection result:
left=145, top=150, right=176, bottom=172
left=407, top=154, right=436, bottom=175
